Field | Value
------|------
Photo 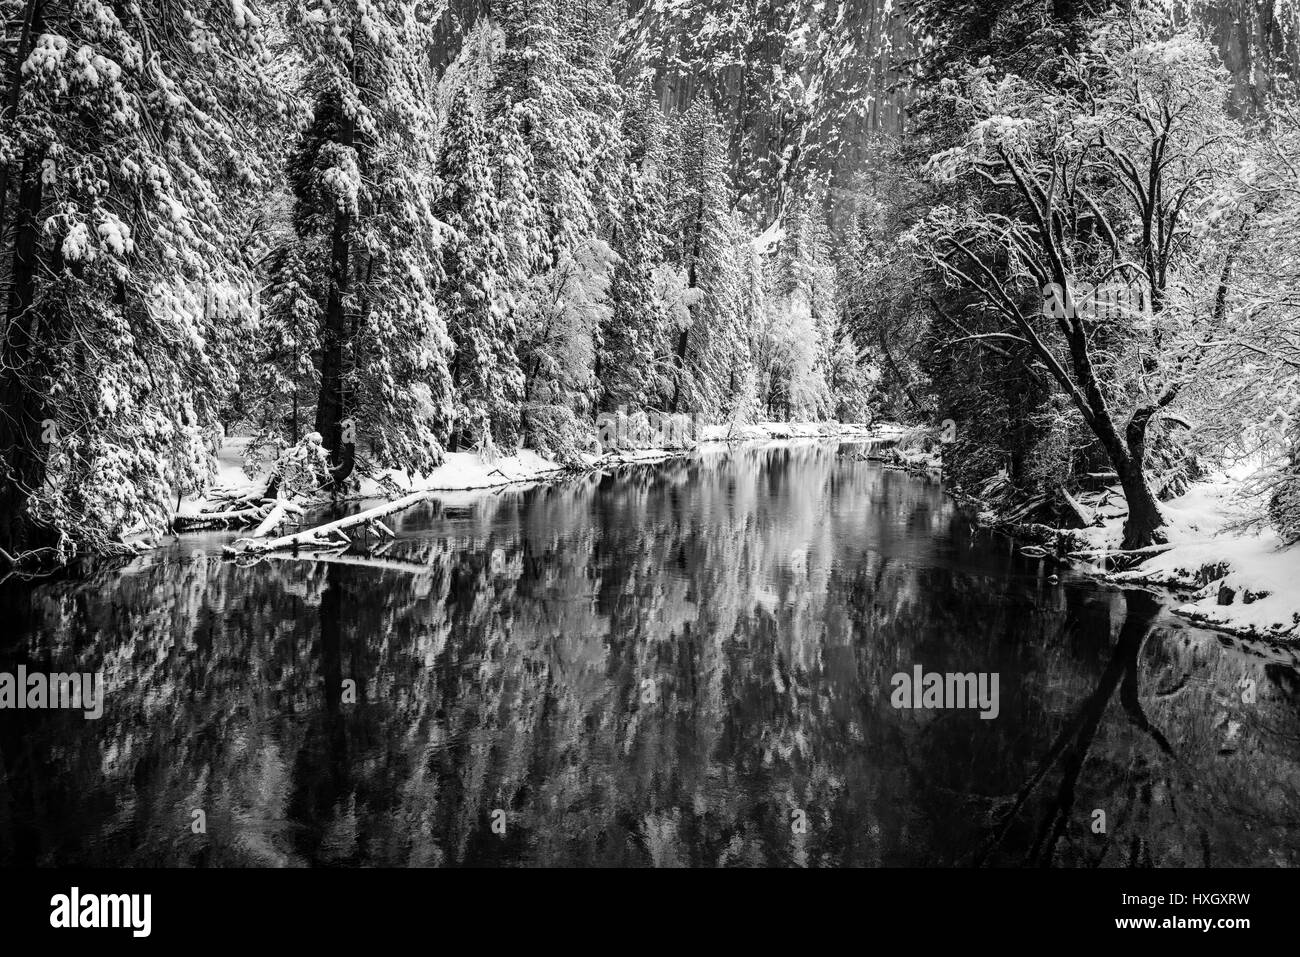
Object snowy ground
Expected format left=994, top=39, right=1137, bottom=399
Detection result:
left=1071, top=471, right=1300, bottom=642
left=697, top=421, right=900, bottom=442
left=179, top=421, right=892, bottom=520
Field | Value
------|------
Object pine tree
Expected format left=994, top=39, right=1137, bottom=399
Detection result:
left=243, top=231, right=323, bottom=469
left=719, top=210, right=764, bottom=425
left=285, top=0, right=456, bottom=484
left=664, top=99, right=739, bottom=415
left=494, top=0, right=599, bottom=263
left=599, top=94, right=671, bottom=411
left=434, top=87, right=522, bottom=450
left=758, top=191, right=835, bottom=420
left=0, top=0, right=285, bottom=555
left=492, top=0, right=625, bottom=452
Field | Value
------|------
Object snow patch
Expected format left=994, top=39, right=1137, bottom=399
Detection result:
left=1079, top=472, right=1300, bottom=641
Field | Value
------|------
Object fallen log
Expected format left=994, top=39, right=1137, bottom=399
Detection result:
left=1059, top=485, right=1095, bottom=528
left=175, top=506, right=268, bottom=529
left=223, top=490, right=431, bottom=555
left=1067, top=542, right=1176, bottom=559
left=249, top=498, right=304, bottom=538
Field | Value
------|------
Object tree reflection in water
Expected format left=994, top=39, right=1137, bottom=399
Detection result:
left=1, top=441, right=1297, bottom=866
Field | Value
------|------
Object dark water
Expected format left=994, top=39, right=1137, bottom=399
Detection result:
left=2, top=440, right=1298, bottom=867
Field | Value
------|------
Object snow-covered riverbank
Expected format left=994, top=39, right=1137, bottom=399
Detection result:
left=1063, top=472, right=1300, bottom=642
left=178, top=425, right=1299, bottom=643
left=178, top=420, right=897, bottom=525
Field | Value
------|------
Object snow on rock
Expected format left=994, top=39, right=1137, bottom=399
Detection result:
left=751, top=220, right=785, bottom=254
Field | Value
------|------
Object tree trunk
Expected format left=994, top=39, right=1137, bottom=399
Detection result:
left=1059, top=313, right=1167, bottom=551
left=0, top=151, right=52, bottom=556
left=669, top=326, right=689, bottom=413
left=313, top=116, right=356, bottom=489
left=1080, top=413, right=1166, bottom=553
left=1113, top=405, right=1167, bottom=551
left=1115, top=452, right=1165, bottom=551
left=0, top=0, right=43, bottom=249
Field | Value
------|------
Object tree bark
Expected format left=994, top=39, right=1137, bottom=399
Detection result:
left=0, top=0, right=43, bottom=248
left=0, top=0, right=51, bottom=557
left=1115, top=450, right=1164, bottom=551
left=313, top=111, right=356, bottom=489
left=0, top=151, right=52, bottom=556
left=671, top=191, right=705, bottom=414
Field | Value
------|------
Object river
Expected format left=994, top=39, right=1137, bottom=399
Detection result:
left=1, top=439, right=1297, bottom=866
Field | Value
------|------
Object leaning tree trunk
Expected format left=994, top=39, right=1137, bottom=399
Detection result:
left=1063, top=320, right=1168, bottom=552
left=1115, top=406, right=1167, bottom=551
left=1086, top=402, right=1166, bottom=552
left=1115, top=451, right=1165, bottom=551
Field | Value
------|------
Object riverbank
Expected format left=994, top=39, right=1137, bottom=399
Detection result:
left=974, top=467, right=1300, bottom=643
left=177, top=420, right=898, bottom=534
left=1099, top=475, right=1300, bottom=642
left=180, top=426, right=1300, bottom=643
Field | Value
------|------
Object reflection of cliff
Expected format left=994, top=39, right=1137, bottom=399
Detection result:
left=1, top=442, right=1297, bottom=866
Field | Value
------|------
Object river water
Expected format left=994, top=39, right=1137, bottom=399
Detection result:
left=1, top=439, right=1297, bottom=867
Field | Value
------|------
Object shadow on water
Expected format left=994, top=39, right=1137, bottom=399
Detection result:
left=1, top=440, right=1298, bottom=866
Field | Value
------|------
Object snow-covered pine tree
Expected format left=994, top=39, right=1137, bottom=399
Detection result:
left=0, top=0, right=285, bottom=556
left=286, top=0, right=456, bottom=485
left=599, top=91, right=671, bottom=412
left=824, top=322, right=878, bottom=423
left=719, top=211, right=765, bottom=426
left=759, top=190, right=833, bottom=420
left=242, top=231, right=323, bottom=470
left=664, top=99, right=740, bottom=415
left=434, top=86, right=521, bottom=450
left=493, top=0, right=599, bottom=264
left=492, top=0, right=624, bottom=455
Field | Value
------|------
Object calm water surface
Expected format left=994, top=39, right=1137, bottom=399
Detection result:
left=1, top=440, right=1298, bottom=866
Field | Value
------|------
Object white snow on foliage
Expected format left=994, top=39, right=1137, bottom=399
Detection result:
left=97, top=213, right=133, bottom=256
left=61, top=221, right=93, bottom=261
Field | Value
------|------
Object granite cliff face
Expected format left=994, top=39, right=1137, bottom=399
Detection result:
left=1185, top=0, right=1300, bottom=111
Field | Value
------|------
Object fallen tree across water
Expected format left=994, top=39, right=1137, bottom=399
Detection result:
left=174, top=496, right=305, bottom=533
left=174, top=505, right=270, bottom=530
left=249, top=498, right=305, bottom=538
left=222, top=490, right=422, bottom=556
